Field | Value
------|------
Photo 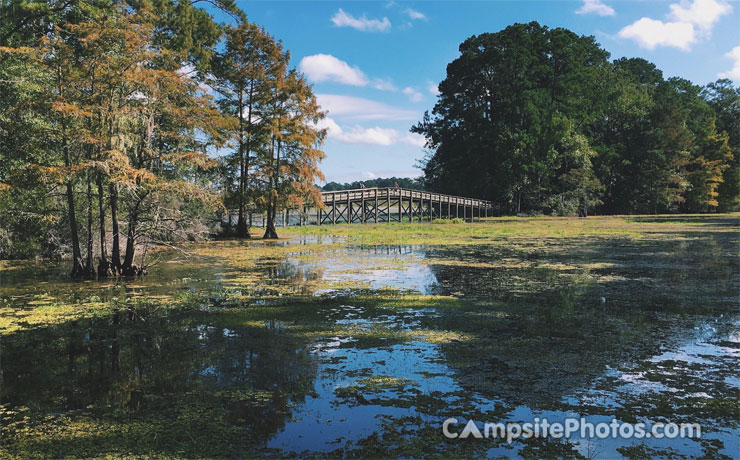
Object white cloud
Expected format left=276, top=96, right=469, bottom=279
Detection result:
left=299, top=54, right=368, bottom=86
left=402, top=86, right=424, bottom=102
left=618, top=18, right=696, bottom=50
left=318, top=116, right=426, bottom=148
left=300, top=54, right=399, bottom=92
left=314, top=117, right=343, bottom=136
left=404, top=8, right=426, bottom=20
left=316, top=94, right=418, bottom=121
left=617, top=0, right=732, bottom=51
left=718, top=46, right=740, bottom=80
left=337, top=126, right=399, bottom=145
left=427, top=81, right=440, bottom=96
left=403, top=133, right=426, bottom=147
left=372, top=78, right=397, bottom=91
left=331, top=8, right=391, bottom=32
left=668, top=0, right=732, bottom=31
left=576, top=0, right=615, bottom=16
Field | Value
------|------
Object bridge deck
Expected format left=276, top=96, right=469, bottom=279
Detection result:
left=321, top=187, right=491, bottom=209
left=243, top=187, right=492, bottom=227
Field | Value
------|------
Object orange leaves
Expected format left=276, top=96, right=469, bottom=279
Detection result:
left=0, top=46, right=34, bottom=55
left=130, top=168, right=156, bottom=185
left=51, top=101, right=93, bottom=119
left=162, top=151, right=219, bottom=170
left=28, top=164, right=84, bottom=185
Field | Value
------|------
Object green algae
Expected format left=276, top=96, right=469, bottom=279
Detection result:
left=1, top=214, right=738, bottom=458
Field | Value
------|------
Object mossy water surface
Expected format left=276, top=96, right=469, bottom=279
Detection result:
left=1, top=215, right=738, bottom=458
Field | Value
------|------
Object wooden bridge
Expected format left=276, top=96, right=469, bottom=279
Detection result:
left=247, top=188, right=493, bottom=227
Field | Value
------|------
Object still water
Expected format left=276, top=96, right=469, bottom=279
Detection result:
left=1, top=219, right=738, bottom=458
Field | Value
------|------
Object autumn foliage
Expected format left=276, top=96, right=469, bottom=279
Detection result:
left=0, top=1, right=325, bottom=276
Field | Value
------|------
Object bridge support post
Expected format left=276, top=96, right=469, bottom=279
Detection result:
left=397, top=191, right=401, bottom=223
left=374, top=190, right=378, bottom=223
left=332, top=193, right=336, bottom=225
left=409, top=193, right=414, bottom=222
left=428, top=193, right=432, bottom=222
left=422, top=194, right=426, bottom=222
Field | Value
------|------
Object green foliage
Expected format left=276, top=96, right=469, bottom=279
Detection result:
left=322, top=176, right=424, bottom=191
left=414, top=22, right=740, bottom=215
left=0, top=0, right=325, bottom=263
left=702, top=79, right=740, bottom=211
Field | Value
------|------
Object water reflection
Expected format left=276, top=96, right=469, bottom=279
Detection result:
left=1, top=306, right=318, bottom=456
left=1, top=218, right=738, bottom=458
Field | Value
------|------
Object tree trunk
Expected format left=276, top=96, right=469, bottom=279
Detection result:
left=516, top=189, right=522, bottom=215
left=263, top=133, right=279, bottom=239
left=121, top=194, right=146, bottom=276
left=122, top=206, right=138, bottom=275
left=263, top=198, right=278, bottom=239
left=62, top=121, right=84, bottom=279
left=84, top=176, right=94, bottom=277
left=67, top=181, right=85, bottom=278
left=97, top=176, right=112, bottom=277
left=235, top=86, right=251, bottom=238
left=236, top=201, right=249, bottom=237
left=109, top=183, right=121, bottom=274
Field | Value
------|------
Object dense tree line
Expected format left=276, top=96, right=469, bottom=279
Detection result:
left=322, top=177, right=423, bottom=191
left=413, top=22, right=739, bottom=216
left=0, top=0, right=326, bottom=275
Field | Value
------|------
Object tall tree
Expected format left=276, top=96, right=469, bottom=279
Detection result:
left=257, top=67, right=326, bottom=239
left=413, top=22, right=610, bottom=214
left=414, top=24, right=738, bottom=215
left=212, top=22, right=280, bottom=238
left=0, top=45, right=59, bottom=259
left=702, top=79, right=740, bottom=211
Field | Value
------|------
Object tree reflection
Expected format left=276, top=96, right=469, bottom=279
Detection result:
left=424, top=232, right=738, bottom=410
left=1, top=305, right=318, bottom=456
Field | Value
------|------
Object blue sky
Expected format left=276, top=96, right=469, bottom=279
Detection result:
left=212, top=0, right=740, bottom=184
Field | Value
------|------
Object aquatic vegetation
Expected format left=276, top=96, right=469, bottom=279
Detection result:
left=1, top=214, right=738, bottom=458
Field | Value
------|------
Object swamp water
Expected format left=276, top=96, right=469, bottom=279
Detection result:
left=0, top=217, right=738, bottom=458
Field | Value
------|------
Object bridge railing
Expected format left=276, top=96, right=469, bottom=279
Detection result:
left=320, top=187, right=492, bottom=209
left=237, top=187, right=492, bottom=227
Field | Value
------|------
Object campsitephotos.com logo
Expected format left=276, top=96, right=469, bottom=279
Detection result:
left=442, top=417, right=702, bottom=444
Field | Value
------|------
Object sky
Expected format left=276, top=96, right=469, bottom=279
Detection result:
left=209, top=0, right=740, bottom=184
